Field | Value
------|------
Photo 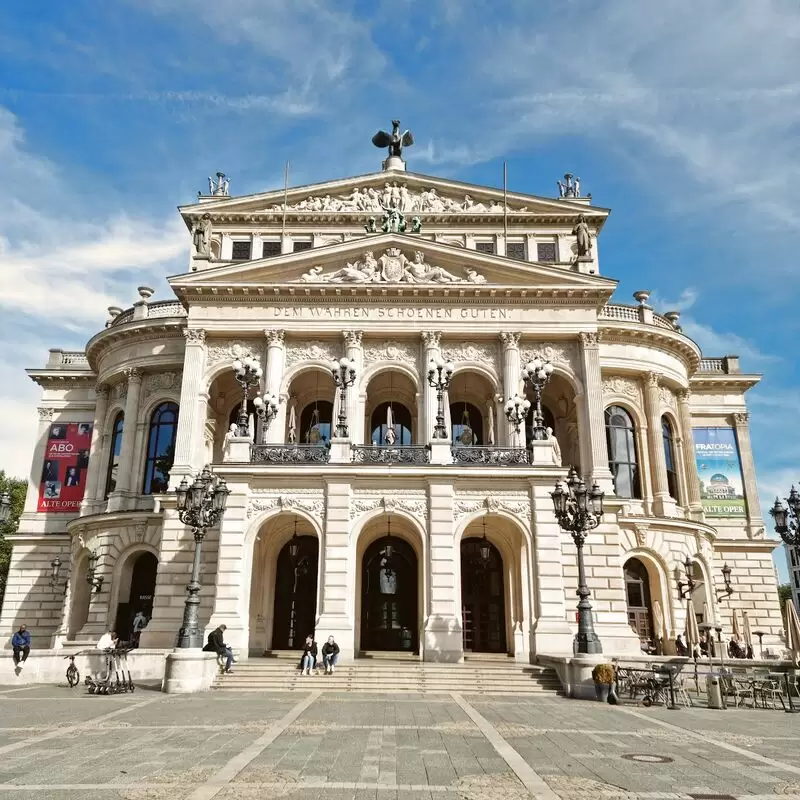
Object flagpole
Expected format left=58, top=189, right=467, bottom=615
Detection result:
left=503, top=161, right=508, bottom=241
left=281, top=161, right=290, bottom=239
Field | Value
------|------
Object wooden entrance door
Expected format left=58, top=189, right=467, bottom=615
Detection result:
left=272, top=536, right=319, bottom=649
left=461, top=538, right=506, bottom=653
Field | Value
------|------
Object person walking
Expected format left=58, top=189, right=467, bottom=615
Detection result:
left=675, top=635, right=687, bottom=656
left=300, top=635, right=317, bottom=676
left=321, top=636, right=340, bottom=674
left=203, top=624, right=235, bottom=673
left=11, top=625, right=31, bottom=670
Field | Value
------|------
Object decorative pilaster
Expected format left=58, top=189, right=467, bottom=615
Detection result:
left=732, top=411, right=763, bottom=537
left=171, top=329, right=207, bottom=484
left=677, top=389, right=703, bottom=518
left=644, top=372, right=672, bottom=516
left=111, top=368, right=143, bottom=498
left=500, top=332, right=521, bottom=446
left=264, top=329, right=285, bottom=443
left=83, top=384, right=109, bottom=508
left=421, top=331, right=442, bottom=443
left=577, top=332, right=612, bottom=490
left=343, top=331, right=363, bottom=444
left=23, top=407, right=55, bottom=512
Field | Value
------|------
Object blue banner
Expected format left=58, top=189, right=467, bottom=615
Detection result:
left=693, top=427, right=747, bottom=517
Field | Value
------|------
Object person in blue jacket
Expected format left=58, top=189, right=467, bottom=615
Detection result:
left=11, top=625, right=31, bottom=669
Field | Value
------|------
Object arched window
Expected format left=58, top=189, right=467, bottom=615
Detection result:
left=450, top=402, right=484, bottom=446
left=298, top=401, right=333, bottom=445
left=104, top=412, right=124, bottom=498
left=142, top=402, right=179, bottom=495
left=370, top=402, right=412, bottom=445
left=605, top=406, right=641, bottom=498
left=662, top=416, right=679, bottom=501
left=623, top=558, right=653, bottom=648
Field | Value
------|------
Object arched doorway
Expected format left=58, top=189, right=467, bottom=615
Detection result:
left=623, top=557, right=653, bottom=649
left=450, top=402, right=484, bottom=447
left=461, top=537, right=506, bottom=653
left=360, top=535, right=418, bottom=652
left=370, top=402, right=413, bottom=445
left=114, top=552, right=158, bottom=643
left=271, top=535, right=319, bottom=649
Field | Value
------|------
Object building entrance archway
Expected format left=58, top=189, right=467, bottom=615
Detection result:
left=114, top=551, right=158, bottom=643
left=360, top=535, right=418, bottom=652
left=272, top=535, right=319, bottom=649
left=461, top=537, right=506, bottom=653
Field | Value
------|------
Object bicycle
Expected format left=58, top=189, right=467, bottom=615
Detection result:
left=64, top=654, right=80, bottom=688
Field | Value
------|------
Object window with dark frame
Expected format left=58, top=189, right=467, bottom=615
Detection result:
left=142, top=402, right=179, bottom=495
left=605, top=405, right=641, bottom=499
left=293, top=241, right=312, bottom=252
left=506, top=242, right=526, bottom=261
left=104, top=412, right=124, bottom=498
left=231, top=240, right=252, bottom=260
left=261, top=240, right=281, bottom=258
left=537, top=242, right=557, bottom=262
left=662, top=416, right=680, bottom=501
left=475, top=241, right=495, bottom=254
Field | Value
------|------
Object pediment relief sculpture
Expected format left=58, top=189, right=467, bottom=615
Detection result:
left=271, top=183, right=528, bottom=215
left=297, top=248, right=487, bottom=285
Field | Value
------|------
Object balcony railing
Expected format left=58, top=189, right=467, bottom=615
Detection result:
left=451, top=446, right=530, bottom=466
left=250, top=444, right=330, bottom=464
left=351, top=445, right=430, bottom=465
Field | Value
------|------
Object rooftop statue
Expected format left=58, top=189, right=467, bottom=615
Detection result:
left=208, top=172, right=230, bottom=196
left=372, top=120, right=414, bottom=159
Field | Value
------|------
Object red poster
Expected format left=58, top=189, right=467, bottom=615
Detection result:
left=37, top=422, right=93, bottom=513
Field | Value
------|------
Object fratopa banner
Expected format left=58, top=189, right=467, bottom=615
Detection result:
left=693, top=427, right=747, bottom=517
left=37, top=422, right=93, bottom=513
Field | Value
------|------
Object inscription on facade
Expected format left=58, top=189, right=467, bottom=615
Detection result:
left=270, top=306, right=511, bottom=320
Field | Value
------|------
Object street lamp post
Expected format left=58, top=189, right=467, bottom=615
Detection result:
left=715, top=563, right=734, bottom=603
left=503, top=395, right=530, bottom=447
left=330, top=358, right=357, bottom=438
left=427, top=358, right=454, bottom=439
left=232, top=357, right=263, bottom=437
left=676, top=556, right=696, bottom=599
left=770, top=487, right=800, bottom=548
left=521, top=358, right=554, bottom=441
left=551, top=467, right=605, bottom=655
left=174, top=466, right=230, bottom=648
left=253, top=392, right=280, bottom=443
left=86, top=551, right=104, bottom=593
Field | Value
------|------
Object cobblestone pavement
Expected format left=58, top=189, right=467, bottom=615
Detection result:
left=1, top=682, right=800, bottom=799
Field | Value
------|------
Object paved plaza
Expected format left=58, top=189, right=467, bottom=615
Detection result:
left=1, top=683, right=800, bottom=800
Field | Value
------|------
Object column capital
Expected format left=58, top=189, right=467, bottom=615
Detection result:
left=733, top=412, right=750, bottom=426
left=578, top=331, right=601, bottom=347
left=264, top=328, right=285, bottom=346
left=183, top=328, right=206, bottom=344
left=421, top=330, right=442, bottom=348
left=677, top=388, right=691, bottom=403
left=499, top=331, right=521, bottom=349
left=124, top=367, right=143, bottom=384
left=645, top=371, right=660, bottom=389
left=94, top=383, right=109, bottom=398
left=343, top=330, right=363, bottom=347
left=37, top=406, right=54, bottom=421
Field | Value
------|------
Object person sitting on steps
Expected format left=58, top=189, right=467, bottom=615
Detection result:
left=300, top=634, right=317, bottom=676
left=11, top=625, right=31, bottom=671
left=203, top=624, right=235, bottom=674
left=321, top=635, right=340, bottom=675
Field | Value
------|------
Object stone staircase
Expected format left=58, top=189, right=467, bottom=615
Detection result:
left=211, top=651, right=562, bottom=694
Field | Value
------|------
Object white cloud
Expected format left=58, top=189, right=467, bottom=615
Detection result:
left=680, top=319, right=779, bottom=366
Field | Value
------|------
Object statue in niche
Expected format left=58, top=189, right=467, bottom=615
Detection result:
left=546, top=427, right=562, bottom=466
left=192, top=214, right=213, bottom=257
left=379, top=556, right=397, bottom=594
left=572, top=214, right=592, bottom=258
left=372, top=119, right=415, bottom=160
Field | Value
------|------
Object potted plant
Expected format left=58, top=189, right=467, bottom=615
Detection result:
left=592, top=663, right=615, bottom=703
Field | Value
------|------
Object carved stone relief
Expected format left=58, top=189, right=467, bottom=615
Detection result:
left=112, top=381, right=128, bottom=405
left=206, top=340, right=262, bottom=366
left=363, top=340, right=417, bottom=366
left=520, top=341, right=577, bottom=370
left=441, top=341, right=498, bottom=368
left=453, top=493, right=531, bottom=525
left=142, top=371, right=183, bottom=400
left=658, top=385, right=677, bottom=414
left=247, top=491, right=325, bottom=521
left=285, top=340, right=338, bottom=368
left=602, top=376, right=641, bottom=402
left=350, top=491, right=427, bottom=523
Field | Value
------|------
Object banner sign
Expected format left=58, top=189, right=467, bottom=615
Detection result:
left=693, top=427, right=747, bottom=517
left=37, top=422, right=93, bottom=513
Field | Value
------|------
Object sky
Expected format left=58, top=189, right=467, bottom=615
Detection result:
left=0, top=0, right=798, bottom=580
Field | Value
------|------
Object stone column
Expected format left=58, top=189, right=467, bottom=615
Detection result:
left=264, top=329, right=285, bottom=444
left=82, top=385, right=110, bottom=510
left=500, top=332, right=521, bottom=446
left=23, top=407, right=55, bottom=513
left=170, top=329, right=207, bottom=484
left=343, top=331, right=363, bottom=444
left=732, top=412, right=763, bottom=538
left=644, top=372, right=675, bottom=516
left=677, top=389, right=703, bottom=518
left=577, top=332, right=613, bottom=490
left=109, top=368, right=143, bottom=507
left=421, top=331, right=442, bottom=443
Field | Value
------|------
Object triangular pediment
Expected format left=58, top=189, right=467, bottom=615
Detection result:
left=179, top=170, right=608, bottom=225
left=170, top=234, right=617, bottom=302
